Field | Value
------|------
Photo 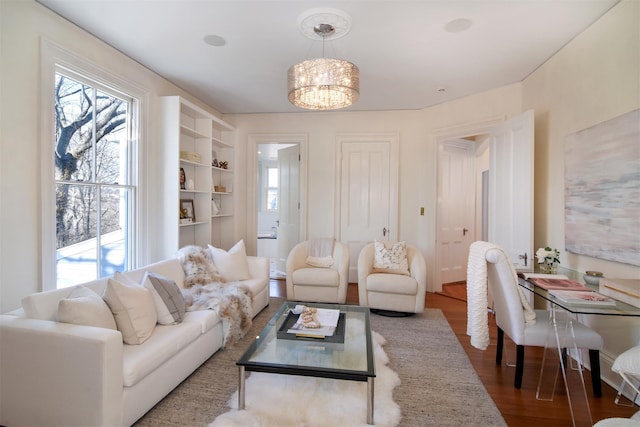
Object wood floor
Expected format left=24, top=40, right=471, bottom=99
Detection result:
left=270, top=280, right=638, bottom=426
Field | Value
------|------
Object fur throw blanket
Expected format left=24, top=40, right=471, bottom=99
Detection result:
left=177, top=246, right=253, bottom=347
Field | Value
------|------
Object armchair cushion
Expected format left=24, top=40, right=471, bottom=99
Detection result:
left=373, top=240, right=410, bottom=275
left=292, top=268, right=340, bottom=287
left=366, top=273, right=417, bottom=295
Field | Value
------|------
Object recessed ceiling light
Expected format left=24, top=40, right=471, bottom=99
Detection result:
left=204, top=34, right=226, bottom=47
left=445, top=18, right=473, bottom=33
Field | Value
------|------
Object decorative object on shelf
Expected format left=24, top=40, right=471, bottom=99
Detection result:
left=214, top=185, right=226, bottom=193
left=180, top=199, right=195, bottom=223
left=211, top=199, right=220, bottom=216
left=179, top=167, right=186, bottom=190
left=287, top=9, right=359, bottom=110
left=218, top=161, right=228, bottom=169
left=186, top=179, right=195, bottom=190
left=179, top=150, right=201, bottom=163
left=212, top=150, right=218, bottom=167
left=536, top=246, right=560, bottom=273
left=583, top=270, right=604, bottom=286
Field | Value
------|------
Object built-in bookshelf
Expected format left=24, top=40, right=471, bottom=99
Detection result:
left=159, top=96, right=235, bottom=257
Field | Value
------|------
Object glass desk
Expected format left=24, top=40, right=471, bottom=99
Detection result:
left=236, top=302, right=376, bottom=425
left=518, top=267, right=640, bottom=427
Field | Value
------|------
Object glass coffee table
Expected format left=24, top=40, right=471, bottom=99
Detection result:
left=236, top=301, right=376, bottom=424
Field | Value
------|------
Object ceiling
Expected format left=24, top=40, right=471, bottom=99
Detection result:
left=37, top=0, right=619, bottom=115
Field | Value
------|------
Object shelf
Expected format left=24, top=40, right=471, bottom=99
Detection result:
left=212, top=136, right=232, bottom=148
left=180, top=158, right=209, bottom=168
left=180, top=124, right=210, bottom=139
left=212, top=166, right=232, bottom=173
left=212, top=214, right=233, bottom=218
left=179, top=220, right=209, bottom=227
left=180, top=189, right=211, bottom=194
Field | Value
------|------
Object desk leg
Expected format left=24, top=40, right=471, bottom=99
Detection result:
left=536, top=306, right=592, bottom=427
left=367, top=377, right=374, bottom=425
left=238, top=366, right=245, bottom=410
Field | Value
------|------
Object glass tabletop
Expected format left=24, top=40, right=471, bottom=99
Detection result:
left=237, top=301, right=375, bottom=381
left=517, top=266, right=640, bottom=316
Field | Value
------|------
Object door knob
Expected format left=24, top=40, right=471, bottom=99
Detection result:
left=383, top=227, right=388, bottom=237
left=463, top=228, right=469, bottom=236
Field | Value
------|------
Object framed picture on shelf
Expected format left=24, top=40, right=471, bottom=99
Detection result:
left=179, top=167, right=186, bottom=190
left=180, top=199, right=195, bottom=223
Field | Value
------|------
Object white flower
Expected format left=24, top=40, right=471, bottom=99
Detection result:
left=536, top=246, right=560, bottom=264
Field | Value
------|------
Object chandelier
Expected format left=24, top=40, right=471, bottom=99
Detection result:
left=288, top=15, right=359, bottom=110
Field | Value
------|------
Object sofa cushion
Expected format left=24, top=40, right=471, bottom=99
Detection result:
left=291, top=267, right=339, bottom=287
left=22, top=279, right=108, bottom=321
left=367, top=273, right=417, bottom=295
left=142, top=272, right=186, bottom=325
left=103, top=277, right=157, bottom=345
left=208, top=240, right=251, bottom=281
left=182, top=310, right=221, bottom=333
left=121, top=321, right=201, bottom=387
left=56, top=286, right=117, bottom=330
left=373, top=240, right=410, bottom=275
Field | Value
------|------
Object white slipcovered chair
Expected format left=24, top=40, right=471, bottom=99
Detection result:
left=467, top=241, right=603, bottom=395
left=357, top=241, right=426, bottom=314
left=285, top=239, right=349, bottom=304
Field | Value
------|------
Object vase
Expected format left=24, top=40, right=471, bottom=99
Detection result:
left=539, top=261, right=558, bottom=274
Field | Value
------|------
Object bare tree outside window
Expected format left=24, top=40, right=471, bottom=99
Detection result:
left=54, top=72, right=135, bottom=287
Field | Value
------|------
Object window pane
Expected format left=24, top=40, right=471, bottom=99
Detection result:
left=267, top=189, right=278, bottom=210
left=56, top=183, right=98, bottom=287
left=100, top=187, right=130, bottom=277
left=95, top=89, right=128, bottom=184
left=55, top=75, right=95, bottom=182
left=267, top=167, right=278, bottom=187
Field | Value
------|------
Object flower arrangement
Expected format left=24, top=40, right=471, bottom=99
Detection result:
left=536, top=246, right=560, bottom=273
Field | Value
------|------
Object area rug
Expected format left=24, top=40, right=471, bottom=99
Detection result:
left=133, top=298, right=506, bottom=427
left=209, top=328, right=400, bottom=427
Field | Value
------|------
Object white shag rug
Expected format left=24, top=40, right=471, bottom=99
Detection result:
left=209, top=330, right=401, bottom=427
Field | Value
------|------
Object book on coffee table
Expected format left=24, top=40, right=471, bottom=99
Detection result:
left=287, top=308, right=341, bottom=338
left=548, top=289, right=617, bottom=307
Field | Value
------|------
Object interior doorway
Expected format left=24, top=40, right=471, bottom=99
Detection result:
left=256, top=142, right=300, bottom=279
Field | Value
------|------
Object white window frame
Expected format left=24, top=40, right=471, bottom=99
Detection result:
left=41, top=39, right=148, bottom=291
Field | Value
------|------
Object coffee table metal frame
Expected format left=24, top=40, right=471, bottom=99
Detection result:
left=236, top=301, right=376, bottom=424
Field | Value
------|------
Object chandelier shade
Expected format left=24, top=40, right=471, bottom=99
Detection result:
left=287, top=57, right=359, bottom=110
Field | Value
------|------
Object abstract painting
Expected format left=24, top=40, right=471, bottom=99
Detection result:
left=564, top=109, right=640, bottom=266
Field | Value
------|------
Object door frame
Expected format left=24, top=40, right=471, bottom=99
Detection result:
left=433, top=117, right=504, bottom=292
left=247, top=133, right=308, bottom=255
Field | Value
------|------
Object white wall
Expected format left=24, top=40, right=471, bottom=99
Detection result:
left=227, top=84, right=522, bottom=291
left=522, top=0, right=640, bottom=388
left=0, top=1, right=222, bottom=312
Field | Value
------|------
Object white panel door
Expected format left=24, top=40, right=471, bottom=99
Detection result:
left=438, top=139, right=476, bottom=283
left=339, top=135, right=398, bottom=282
left=488, top=110, right=535, bottom=269
left=277, top=145, right=300, bottom=272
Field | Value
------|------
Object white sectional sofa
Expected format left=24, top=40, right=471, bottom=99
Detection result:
left=0, top=253, right=269, bottom=427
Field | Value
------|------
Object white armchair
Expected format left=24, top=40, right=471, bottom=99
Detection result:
left=357, top=242, right=426, bottom=314
left=286, top=240, right=349, bottom=304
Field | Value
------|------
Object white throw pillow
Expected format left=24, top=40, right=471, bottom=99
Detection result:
left=103, top=276, right=157, bottom=345
left=207, top=240, right=251, bottom=281
left=373, top=240, right=410, bottom=276
left=142, top=271, right=186, bottom=325
left=57, top=286, right=117, bottom=330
